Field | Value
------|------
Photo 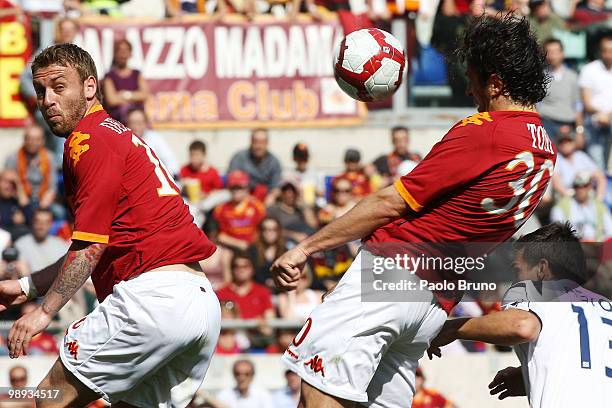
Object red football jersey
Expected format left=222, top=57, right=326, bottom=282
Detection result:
left=63, top=104, right=216, bottom=301
left=365, top=111, right=556, bottom=309
left=367, top=111, right=555, bottom=245
left=213, top=197, right=266, bottom=243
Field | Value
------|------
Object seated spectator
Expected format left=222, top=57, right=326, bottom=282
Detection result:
left=283, top=142, right=325, bottom=207
left=579, top=34, right=612, bottom=171
left=15, top=208, right=69, bottom=272
left=412, top=367, right=457, bottom=408
left=337, top=148, right=377, bottom=198
left=0, top=170, right=30, bottom=239
left=551, top=172, right=612, bottom=241
left=217, top=360, right=272, bottom=408
left=4, top=124, right=57, bottom=211
left=102, top=39, right=149, bottom=125
left=213, top=171, right=266, bottom=251
left=318, top=177, right=357, bottom=221
left=180, top=140, right=224, bottom=204
left=277, top=267, right=322, bottom=321
left=272, top=370, right=301, bottom=408
left=1, top=365, right=34, bottom=408
left=528, top=0, right=565, bottom=43
left=573, top=0, right=610, bottom=25
left=551, top=126, right=607, bottom=200
left=127, top=107, right=179, bottom=177
left=246, top=217, right=288, bottom=288
left=18, top=302, right=60, bottom=355
left=538, top=38, right=582, bottom=142
left=373, top=126, right=421, bottom=185
left=228, top=128, right=281, bottom=205
left=216, top=253, right=274, bottom=320
left=265, top=328, right=297, bottom=353
left=266, top=179, right=317, bottom=243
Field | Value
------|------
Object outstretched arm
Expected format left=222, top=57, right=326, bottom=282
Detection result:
left=427, top=309, right=541, bottom=359
left=7, top=241, right=106, bottom=358
left=271, top=185, right=408, bottom=290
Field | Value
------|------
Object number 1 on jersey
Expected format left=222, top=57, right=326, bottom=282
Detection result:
left=572, top=304, right=612, bottom=378
left=131, top=135, right=179, bottom=196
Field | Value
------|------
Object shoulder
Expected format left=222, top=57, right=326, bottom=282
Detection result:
left=14, top=234, right=33, bottom=248
left=579, top=61, right=602, bottom=80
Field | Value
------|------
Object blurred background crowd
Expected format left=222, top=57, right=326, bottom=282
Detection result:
left=0, top=0, right=610, bottom=407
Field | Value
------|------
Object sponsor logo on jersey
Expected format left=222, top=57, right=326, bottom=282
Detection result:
left=68, top=132, right=90, bottom=166
left=304, top=354, right=325, bottom=377
left=458, top=112, right=493, bottom=127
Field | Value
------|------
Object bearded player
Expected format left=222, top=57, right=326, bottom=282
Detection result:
left=0, top=44, right=220, bottom=407
left=272, top=15, right=555, bottom=408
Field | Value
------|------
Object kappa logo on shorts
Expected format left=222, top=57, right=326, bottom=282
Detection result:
left=65, top=340, right=79, bottom=360
left=304, top=355, right=325, bottom=377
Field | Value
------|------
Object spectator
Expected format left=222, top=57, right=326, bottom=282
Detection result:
left=272, top=370, right=301, bottom=408
left=180, top=140, right=224, bottom=205
left=579, top=34, right=612, bottom=171
left=18, top=302, right=60, bottom=355
left=127, top=107, right=179, bottom=177
left=277, top=266, right=322, bottom=321
left=551, top=125, right=607, bottom=200
left=412, top=367, right=456, bottom=408
left=102, top=39, right=149, bottom=125
left=214, top=300, right=250, bottom=354
left=228, top=128, right=281, bottom=205
left=283, top=143, right=324, bottom=207
left=318, top=177, right=357, bottom=221
left=266, top=179, right=317, bottom=244
left=217, top=360, right=272, bottom=408
left=551, top=172, right=612, bottom=241
left=246, top=217, right=287, bottom=288
left=216, top=253, right=274, bottom=320
left=573, top=0, right=610, bottom=25
left=15, top=208, right=69, bottom=272
left=528, top=0, right=565, bottom=43
left=0, top=170, right=30, bottom=239
left=265, top=328, right=297, bottom=353
left=538, top=38, right=583, bottom=142
left=213, top=171, right=266, bottom=251
left=372, top=126, right=421, bottom=184
left=336, top=148, right=372, bottom=198
left=4, top=124, right=57, bottom=211
left=55, top=16, right=79, bottom=44
left=2, top=365, right=34, bottom=408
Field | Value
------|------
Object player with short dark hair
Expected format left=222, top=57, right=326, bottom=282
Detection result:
left=428, top=222, right=611, bottom=408
left=0, top=43, right=221, bottom=408
left=272, top=14, right=555, bottom=408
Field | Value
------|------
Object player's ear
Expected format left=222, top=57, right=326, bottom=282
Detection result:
left=83, top=76, right=97, bottom=100
left=537, top=258, right=548, bottom=280
left=487, top=74, right=504, bottom=99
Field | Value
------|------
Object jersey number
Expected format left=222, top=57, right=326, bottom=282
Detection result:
left=481, top=152, right=554, bottom=227
left=131, top=135, right=179, bottom=196
left=572, top=304, right=612, bottom=377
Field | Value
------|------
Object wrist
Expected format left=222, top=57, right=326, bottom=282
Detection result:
left=296, top=245, right=311, bottom=258
left=40, top=302, right=57, bottom=317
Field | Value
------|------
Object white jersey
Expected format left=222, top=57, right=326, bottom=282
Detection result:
left=502, top=280, right=612, bottom=408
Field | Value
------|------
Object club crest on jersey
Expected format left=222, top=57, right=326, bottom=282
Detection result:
left=68, top=132, right=90, bottom=166
left=458, top=112, right=493, bottom=127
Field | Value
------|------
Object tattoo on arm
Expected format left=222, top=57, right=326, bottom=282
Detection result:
left=41, top=242, right=106, bottom=315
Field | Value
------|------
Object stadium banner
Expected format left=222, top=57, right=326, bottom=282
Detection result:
left=74, top=17, right=367, bottom=129
left=0, top=16, right=32, bottom=127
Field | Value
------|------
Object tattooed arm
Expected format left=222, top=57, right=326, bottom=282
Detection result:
left=7, top=241, right=106, bottom=358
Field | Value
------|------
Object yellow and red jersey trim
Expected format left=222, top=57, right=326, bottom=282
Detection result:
left=394, top=180, right=423, bottom=212
left=72, top=231, right=109, bottom=244
left=85, top=103, right=103, bottom=117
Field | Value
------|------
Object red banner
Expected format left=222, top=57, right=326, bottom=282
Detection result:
left=0, top=16, right=32, bottom=127
left=76, top=17, right=366, bottom=129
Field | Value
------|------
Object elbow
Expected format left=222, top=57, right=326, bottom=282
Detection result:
left=375, top=186, right=408, bottom=220
left=513, top=315, right=540, bottom=343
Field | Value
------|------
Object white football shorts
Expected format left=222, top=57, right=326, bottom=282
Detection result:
left=59, top=271, right=221, bottom=407
left=283, top=249, right=447, bottom=408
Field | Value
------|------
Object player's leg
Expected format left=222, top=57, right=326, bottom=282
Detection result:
left=365, top=301, right=447, bottom=407
left=299, top=380, right=357, bottom=408
left=35, top=358, right=99, bottom=408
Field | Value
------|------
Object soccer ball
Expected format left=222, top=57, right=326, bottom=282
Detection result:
left=334, top=28, right=406, bottom=102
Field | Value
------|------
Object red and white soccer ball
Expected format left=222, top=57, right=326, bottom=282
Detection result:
left=334, top=28, right=406, bottom=102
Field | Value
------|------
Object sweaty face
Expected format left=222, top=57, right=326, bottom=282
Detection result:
left=33, top=64, right=88, bottom=138
left=466, top=66, right=489, bottom=112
